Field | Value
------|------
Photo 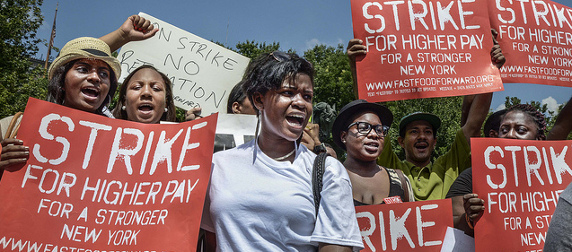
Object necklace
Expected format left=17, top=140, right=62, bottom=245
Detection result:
left=273, top=148, right=296, bottom=161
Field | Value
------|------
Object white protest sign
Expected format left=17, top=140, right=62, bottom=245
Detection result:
left=118, top=12, right=251, bottom=114
left=214, top=113, right=257, bottom=152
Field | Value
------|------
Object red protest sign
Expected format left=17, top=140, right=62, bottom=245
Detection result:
left=491, top=0, right=572, bottom=86
left=350, top=0, right=504, bottom=102
left=472, top=138, right=572, bottom=252
left=355, top=199, right=453, bottom=251
left=0, top=98, right=216, bottom=251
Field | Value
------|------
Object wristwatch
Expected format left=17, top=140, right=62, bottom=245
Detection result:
left=313, top=143, right=327, bottom=154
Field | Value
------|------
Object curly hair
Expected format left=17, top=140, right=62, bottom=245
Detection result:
left=112, top=65, right=177, bottom=122
left=46, top=59, right=118, bottom=115
left=504, top=104, right=547, bottom=140
left=242, top=51, right=314, bottom=114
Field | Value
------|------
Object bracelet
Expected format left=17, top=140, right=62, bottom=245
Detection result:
left=465, top=213, right=474, bottom=229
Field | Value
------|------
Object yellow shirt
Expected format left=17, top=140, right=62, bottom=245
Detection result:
left=377, top=129, right=471, bottom=201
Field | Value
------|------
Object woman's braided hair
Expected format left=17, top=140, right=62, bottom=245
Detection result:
left=505, top=104, right=547, bottom=140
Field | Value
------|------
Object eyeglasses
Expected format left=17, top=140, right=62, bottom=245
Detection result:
left=347, top=122, right=389, bottom=137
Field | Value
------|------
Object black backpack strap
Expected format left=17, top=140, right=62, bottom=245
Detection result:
left=312, top=152, right=329, bottom=217
left=396, top=169, right=411, bottom=202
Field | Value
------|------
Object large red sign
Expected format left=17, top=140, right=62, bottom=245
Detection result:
left=0, top=98, right=216, bottom=251
left=472, top=138, right=572, bottom=252
left=491, top=0, right=572, bottom=86
left=351, top=0, right=504, bottom=102
left=355, top=199, right=453, bottom=251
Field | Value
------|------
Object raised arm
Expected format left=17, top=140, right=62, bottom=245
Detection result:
left=346, top=38, right=367, bottom=100
left=100, top=15, right=159, bottom=52
left=547, top=96, right=572, bottom=140
left=461, top=31, right=506, bottom=144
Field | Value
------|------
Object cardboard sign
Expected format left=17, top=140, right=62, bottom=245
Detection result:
left=118, top=12, right=251, bottom=114
left=356, top=199, right=453, bottom=251
left=491, top=0, right=572, bottom=86
left=472, top=138, right=572, bottom=252
left=0, top=98, right=217, bottom=251
left=350, top=0, right=504, bottom=102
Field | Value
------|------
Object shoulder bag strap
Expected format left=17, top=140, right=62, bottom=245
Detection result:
left=312, top=152, right=329, bottom=217
left=396, top=169, right=411, bottom=202
left=4, top=112, right=24, bottom=139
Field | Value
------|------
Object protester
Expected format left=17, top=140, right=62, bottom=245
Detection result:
left=112, top=65, right=177, bottom=123
left=200, top=51, right=363, bottom=251
left=224, top=73, right=333, bottom=157
left=482, top=109, right=507, bottom=138
left=546, top=184, right=572, bottom=250
left=0, top=37, right=120, bottom=175
left=345, top=35, right=505, bottom=201
left=332, top=99, right=414, bottom=205
left=226, top=80, right=256, bottom=115
left=446, top=103, right=566, bottom=237
left=0, top=15, right=155, bottom=178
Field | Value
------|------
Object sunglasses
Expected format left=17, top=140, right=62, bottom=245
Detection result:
left=270, top=51, right=312, bottom=66
left=347, top=122, right=389, bottom=137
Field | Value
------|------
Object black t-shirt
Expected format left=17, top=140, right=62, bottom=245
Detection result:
left=446, top=167, right=473, bottom=198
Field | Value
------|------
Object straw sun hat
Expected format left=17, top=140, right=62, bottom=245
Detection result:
left=47, top=37, right=121, bottom=80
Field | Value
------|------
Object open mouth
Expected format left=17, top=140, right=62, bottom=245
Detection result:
left=365, top=142, right=379, bottom=147
left=414, top=142, right=428, bottom=150
left=364, top=141, right=380, bottom=152
left=138, top=103, right=155, bottom=113
left=81, top=87, right=100, bottom=98
left=286, top=114, right=305, bottom=127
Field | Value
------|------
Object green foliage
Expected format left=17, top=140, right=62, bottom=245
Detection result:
left=303, top=44, right=355, bottom=113
left=383, top=96, right=464, bottom=160
left=234, top=40, right=280, bottom=60
left=0, top=0, right=47, bottom=118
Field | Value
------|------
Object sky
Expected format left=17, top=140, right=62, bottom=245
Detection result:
left=36, top=0, right=571, bottom=113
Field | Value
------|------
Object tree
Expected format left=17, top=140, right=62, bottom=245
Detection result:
left=303, top=44, right=355, bottom=113
left=0, top=0, right=47, bottom=119
left=234, top=40, right=280, bottom=60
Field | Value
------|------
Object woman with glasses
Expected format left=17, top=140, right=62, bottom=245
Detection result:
left=200, top=51, right=364, bottom=251
left=332, top=99, right=415, bottom=205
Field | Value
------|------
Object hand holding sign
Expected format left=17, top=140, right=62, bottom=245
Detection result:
left=490, top=0, right=572, bottom=86
left=0, top=138, right=28, bottom=172
left=101, top=14, right=159, bottom=53
left=118, top=13, right=250, bottom=115
left=0, top=98, right=217, bottom=250
left=472, top=138, right=572, bottom=251
left=350, top=0, right=504, bottom=102
left=356, top=199, right=453, bottom=251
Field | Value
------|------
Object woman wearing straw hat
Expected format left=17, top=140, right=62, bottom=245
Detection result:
left=200, top=51, right=363, bottom=251
left=0, top=15, right=156, bottom=175
left=332, top=99, right=415, bottom=205
left=0, top=37, right=120, bottom=174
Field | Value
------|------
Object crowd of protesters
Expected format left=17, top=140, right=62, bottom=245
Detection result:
left=0, top=13, right=571, bottom=252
